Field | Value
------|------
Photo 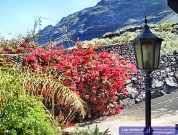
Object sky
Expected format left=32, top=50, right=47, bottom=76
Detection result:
left=0, top=0, right=100, bottom=39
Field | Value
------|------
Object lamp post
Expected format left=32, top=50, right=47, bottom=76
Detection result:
left=132, top=17, right=163, bottom=134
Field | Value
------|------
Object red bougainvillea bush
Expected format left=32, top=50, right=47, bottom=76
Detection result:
left=23, top=44, right=137, bottom=118
left=0, top=38, right=37, bottom=54
left=0, top=38, right=38, bottom=67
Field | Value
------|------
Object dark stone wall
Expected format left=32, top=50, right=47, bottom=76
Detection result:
left=97, top=44, right=178, bottom=107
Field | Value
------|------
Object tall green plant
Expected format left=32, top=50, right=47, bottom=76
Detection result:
left=1, top=65, right=86, bottom=130
left=4, top=66, right=86, bottom=128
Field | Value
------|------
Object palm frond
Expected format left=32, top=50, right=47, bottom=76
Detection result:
left=20, top=69, right=86, bottom=117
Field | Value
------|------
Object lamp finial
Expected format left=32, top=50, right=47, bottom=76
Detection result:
left=145, top=16, right=147, bottom=25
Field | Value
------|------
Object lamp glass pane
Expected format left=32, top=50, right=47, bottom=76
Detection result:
left=154, top=42, right=161, bottom=68
left=142, top=42, right=153, bottom=69
left=134, top=42, right=143, bottom=69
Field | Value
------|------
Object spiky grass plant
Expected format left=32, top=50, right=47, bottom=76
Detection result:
left=22, top=69, right=86, bottom=127
left=2, top=65, right=86, bottom=128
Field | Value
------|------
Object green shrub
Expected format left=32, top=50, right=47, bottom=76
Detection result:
left=0, top=71, right=61, bottom=135
left=0, top=95, right=60, bottom=135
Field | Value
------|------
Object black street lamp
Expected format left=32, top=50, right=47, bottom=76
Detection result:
left=132, top=17, right=163, bottom=134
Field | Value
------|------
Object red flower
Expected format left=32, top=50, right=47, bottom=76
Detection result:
left=91, top=98, right=97, bottom=103
left=33, top=62, right=39, bottom=69
left=3, top=51, right=9, bottom=54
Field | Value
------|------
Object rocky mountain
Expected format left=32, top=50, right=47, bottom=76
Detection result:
left=38, top=0, right=173, bottom=47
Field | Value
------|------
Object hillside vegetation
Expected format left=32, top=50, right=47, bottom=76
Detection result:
left=81, top=23, right=178, bottom=54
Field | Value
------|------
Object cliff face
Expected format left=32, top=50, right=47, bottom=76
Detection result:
left=38, top=0, right=172, bottom=47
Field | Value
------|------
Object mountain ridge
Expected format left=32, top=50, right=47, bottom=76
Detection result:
left=38, top=0, right=173, bottom=47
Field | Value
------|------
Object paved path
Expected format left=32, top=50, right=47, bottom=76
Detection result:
left=65, top=91, right=178, bottom=135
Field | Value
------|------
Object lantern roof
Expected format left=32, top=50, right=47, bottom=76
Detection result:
left=168, top=0, right=178, bottom=13
left=137, top=17, right=163, bottom=42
